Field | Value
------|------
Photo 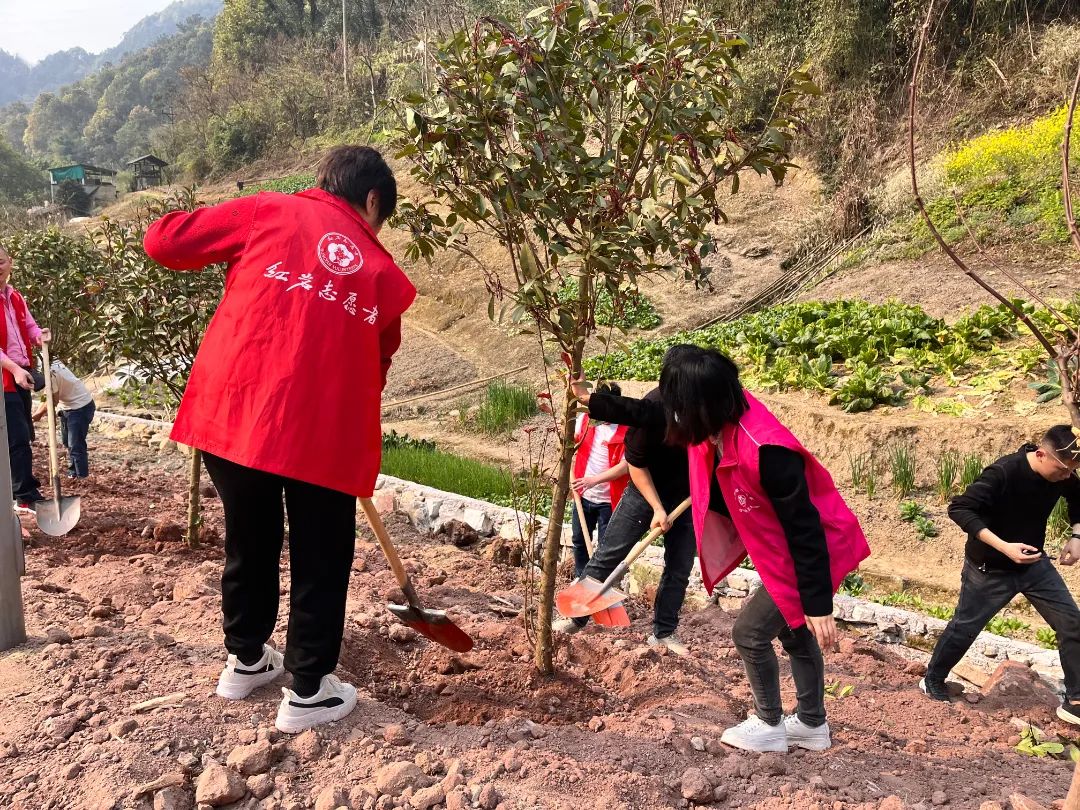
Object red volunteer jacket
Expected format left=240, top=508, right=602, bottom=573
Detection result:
left=144, top=188, right=416, bottom=497
left=0, top=288, right=36, bottom=393
left=573, top=415, right=629, bottom=507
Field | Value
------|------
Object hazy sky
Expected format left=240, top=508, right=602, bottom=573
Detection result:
left=0, top=0, right=177, bottom=64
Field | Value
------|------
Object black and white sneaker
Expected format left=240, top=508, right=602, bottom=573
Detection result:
left=1057, top=700, right=1080, bottom=726
left=215, top=645, right=285, bottom=699
left=275, top=674, right=357, bottom=734
left=919, top=676, right=952, bottom=703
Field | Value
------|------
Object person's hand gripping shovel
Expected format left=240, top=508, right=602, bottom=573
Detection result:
left=359, top=498, right=474, bottom=652
left=34, top=336, right=81, bottom=536
left=556, top=497, right=692, bottom=619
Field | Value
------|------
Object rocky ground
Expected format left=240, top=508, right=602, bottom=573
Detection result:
left=1, top=436, right=1079, bottom=810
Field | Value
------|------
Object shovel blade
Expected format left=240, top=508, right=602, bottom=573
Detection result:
left=388, top=603, right=474, bottom=653
left=592, top=603, right=630, bottom=628
left=34, top=495, right=81, bottom=537
left=555, top=577, right=628, bottom=618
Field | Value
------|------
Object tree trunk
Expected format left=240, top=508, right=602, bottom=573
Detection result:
left=186, top=448, right=202, bottom=549
left=533, top=389, right=577, bottom=674
left=533, top=272, right=592, bottom=674
left=1065, top=759, right=1080, bottom=810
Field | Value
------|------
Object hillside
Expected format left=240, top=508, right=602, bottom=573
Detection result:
left=0, top=0, right=223, bottom=107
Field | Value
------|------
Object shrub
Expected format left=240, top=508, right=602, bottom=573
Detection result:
left=839, top=572, right=866, bottom=596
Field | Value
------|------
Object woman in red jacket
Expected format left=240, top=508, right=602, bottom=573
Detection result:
left=144, top=146, right=416, bottom=734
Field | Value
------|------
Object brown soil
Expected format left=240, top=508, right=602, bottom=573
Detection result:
left=3, top=434, right=1078, bottom=810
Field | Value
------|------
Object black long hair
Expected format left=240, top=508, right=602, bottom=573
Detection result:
left=660, top=345, right=748, bottom=446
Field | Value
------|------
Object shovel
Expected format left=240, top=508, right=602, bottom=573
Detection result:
left=359, top=498, right=474, bottom=653
left=34, top=340, right=81, bottom=537
left=556, top=497, right=692, bottom=619
left=570, top=491, right=631, bottom=626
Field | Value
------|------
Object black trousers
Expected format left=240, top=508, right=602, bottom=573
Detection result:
left=927, top=557, right=1080, bottom=699
left=5, top=387, right=40, bottom=501
left=203, top=452, right=357, bottom=694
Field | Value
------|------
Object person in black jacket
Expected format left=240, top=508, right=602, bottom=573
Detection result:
left=921, top=425, right=1080, bottom=725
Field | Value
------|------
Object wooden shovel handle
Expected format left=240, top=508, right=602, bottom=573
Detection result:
left=359, top=498, right=412, bottom=593
left=40, top=339, right=61, bottom=499
left=572, top=491, right=594, bottom=555
left=597, top=497, right=692, bottom=592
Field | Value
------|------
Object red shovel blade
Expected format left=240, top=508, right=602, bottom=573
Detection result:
left=592, top=604, right=630, bottom=628
left=555, top=576, right=627, bottom=618
left=389, top=603, right=474, bottom=652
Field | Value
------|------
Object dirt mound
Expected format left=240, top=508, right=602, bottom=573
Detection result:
left=2, top=434, right=1078, bottom=809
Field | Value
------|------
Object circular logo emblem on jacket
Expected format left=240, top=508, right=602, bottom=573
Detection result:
left=317, top=232, right=364, bottom=275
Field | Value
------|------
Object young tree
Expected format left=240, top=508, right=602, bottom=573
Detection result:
left=398, top=0, right=815, bottom=673
left=92, top=187, right=223, bottom=547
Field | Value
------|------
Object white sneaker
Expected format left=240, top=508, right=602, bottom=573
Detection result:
left=784, top=714, right=831, bottom=751
left=647, top=634, right=689, bottom=656
left=720, top=715, right=788, bottom=753
left=215, top=644, right=285, bottom=699
left=553, top=618, right=586, bottom=635
left=275, top=674, right=357, bottom=734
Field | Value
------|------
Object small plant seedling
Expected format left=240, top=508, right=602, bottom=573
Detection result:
left=1015, top=725, right=1066, bottom=758
left=960, top=453, right=985, bottom=489
left=935, top=451, right=961, bottom=502
left=840, top=572, right=867, bottom=596
left=913, top=514, right=939, bottom=540
left=825, top=681, right=855, bottom=699
left=1036, top=627, right=1059, bottom=650
left=985, top=615, right=1030, bottom=637
left=890, top=443, right=917, bottom=498
left=899, top=500, right=925, bottom=522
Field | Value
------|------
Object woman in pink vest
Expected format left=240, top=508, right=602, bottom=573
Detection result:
left=660, top=346, right=869, bottom=753
left=145, top=146, right=415, bottom=734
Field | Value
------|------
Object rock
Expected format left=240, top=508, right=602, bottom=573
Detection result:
left=383, top=724, right=411, bottom=746
left=742, top=244, right=771, bottom=258
left=132, top=772, right=188, bottom=799
left=588, top=717, right=604, bottom=732
left=109, top=719, right=138, bottom=739
left=983, top=661, right=1058, bottom=704
left=485, top=536, right=524, bottom=567
left=63, top=763, right=83, bottom=779
left=0, top=740, right=20, bottom=759
left=194, top=760, right=246, bottom=807
left=878, top=798, right=907, bottom=810
left=978, top=803, right=1005, bottom=810
left=227, top=740, right=274, bottom=776
left=964, top=693, right=982, bottom=704
left=387, top=626, right=417, bottom=644
left=200, top=485, right=218, bottom=499
left=89, top=605, right=114, bottom=619
left=446, top=788, right=469, bottom=810
left=313, top=785, right=349, bottom=810
left=153, top=522, right=184, bottom=544
left=689, top=736, right=706, bottom=752
left=410, top=784, right=445, bottom=810
left=461, top=508, right=494, bottom=535
left=375, top=762, right=423, bottom=797
left=154, top=787, right=194, bottom=810
left=477, top=784, right=501, bottom=810
left=172, top=574, right=215, bottom=601
left=287, top=730, right=322, bottom=762
left=437, top=520, right=480, bottom=548
left=903, top=661, right=927, bottom=676
left=680, top=768, right=713, bottom=803
left=45, top=627, right=72, bottom=645
left=1009, top=796, right=1050, bottom=810
left=931, top=791, right=948, bottom=806
left=247, top=774, right=274, bottom=800
left=759, top=754, right=788, bottom=776
left=43, top=714, right=78, bottom=740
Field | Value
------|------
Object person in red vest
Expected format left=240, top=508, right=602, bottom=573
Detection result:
left=568, top=381, right=629, bottom=577
left=0, top=244, right=49, bottom=511
left=144, top=146, right=416, bottom=734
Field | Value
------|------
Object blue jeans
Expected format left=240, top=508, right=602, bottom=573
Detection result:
left=571, top=496, right=612, bottom=578
left=927, top=558, right=1080, bottom=700
left=59, top=401, right=95, bottom=477
left=576, top=483, right=696, bottom=637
